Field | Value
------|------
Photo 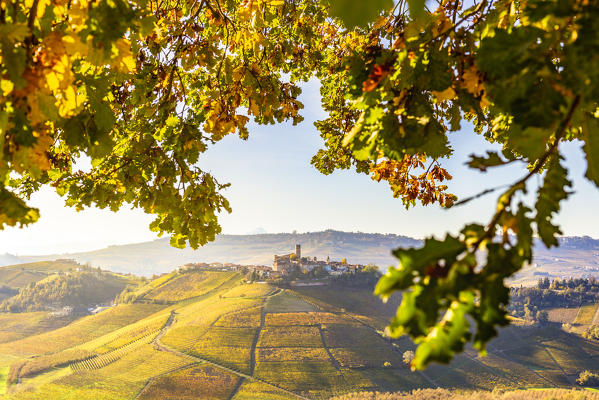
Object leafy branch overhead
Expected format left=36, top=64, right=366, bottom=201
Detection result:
left=1, top=0, right=599, bottom=369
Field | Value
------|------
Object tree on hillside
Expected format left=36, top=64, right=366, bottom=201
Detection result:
left=535, top=310, right=549, bottom=324
left=577, top=370, right=599, bottom=387
left=1, top=0, right=599, bottom=368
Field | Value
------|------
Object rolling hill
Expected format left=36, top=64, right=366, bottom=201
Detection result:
left=0, top=261, right=139, bottom=314
left=15, top=231, right=599, bottom=282
left=0, top=269, right=597, bottom=399
left=0, top=270, right=130, bottom=312
left=19, top=231, right=421, bottom=275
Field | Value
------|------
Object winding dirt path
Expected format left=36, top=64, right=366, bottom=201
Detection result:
left=318, top=325, right=341, bottom=371
left=248, top=303, right=266, bottom=376
left=227, top=377, right=245, bottom=400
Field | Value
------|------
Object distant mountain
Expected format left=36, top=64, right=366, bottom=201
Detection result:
left=0, top=253, right=24, bottom=267
left=246, top=227, right=268, bottom=235
left=21, top=230, right=421, bottom=276
left=556, top=236, right=599, bottom=250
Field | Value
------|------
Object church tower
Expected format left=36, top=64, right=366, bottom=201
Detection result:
left=295, top=244, right=301, bottom=260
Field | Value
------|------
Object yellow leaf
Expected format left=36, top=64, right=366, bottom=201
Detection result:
left=36, top=0, right=52, bottom=21
left=27, top=130, right=53, bottom=173
left=45, top=71, right=60, bottom=92
left=57, top=85, right=86, bottom=117
left=432, top=86, right=456, bottom=102
left=432, top=12, right=452, bottom=37
left=235, top=115, right=249, bottom=128
left=1, top=80, right=14, bottom=96
left=69, top=0, right=89, bottom=30
left=166, top=115, right=178, bottom=127
left=248, top=99, right=260, bottom=116
left=112, top=39, right=136, bottom=73
left=461, top=66, right=483, bottom=96
left=373, top=16, right=388, bottom=30
left=232, top=66, right=245, bottom=81
left=62, top=33, right=89, bottom=57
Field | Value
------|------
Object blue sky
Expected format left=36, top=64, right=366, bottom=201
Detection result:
left=1, top=81, right=598, bottom=255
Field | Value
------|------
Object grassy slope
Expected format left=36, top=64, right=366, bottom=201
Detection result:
left=0, top=271, right=598, bottom=399
left=0, top=271, right=130, bottom=312
left=0, top=303, right=165, bottom=356
left=144, top=271, right=237, bottom=301
left=0, top=261, right=88, bottom=289
left=0, top=312, right=75, bottom=344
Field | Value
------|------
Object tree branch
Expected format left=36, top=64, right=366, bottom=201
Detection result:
left=473, top=94, right=581, bottom=250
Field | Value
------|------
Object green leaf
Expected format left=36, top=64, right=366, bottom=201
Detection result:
left=95, top=103, right=116, bottom=134
left=467, top=151, right=509, bottom=172
left=375, top=235, right=464, bottom=298
left=534, top=156, right=571, bottom=248
left=506, top=125, right=550, bottom=161
left=582, top=114, right=599, bottom=187
left=328, top=0, right=393, bottom=28
left=0, top=187, right=40, bottom=228
left=62, top=116, right=87, bottom=148
left=412, top=293, right=474, bottom=369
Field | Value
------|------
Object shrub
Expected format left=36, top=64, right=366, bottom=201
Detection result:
left=577, top=370, right=599, bottom=387
left=583, top=325, right=599, bottom=340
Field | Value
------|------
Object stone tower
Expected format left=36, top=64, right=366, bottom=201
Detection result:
left=295, top=244, right=301, bottom=260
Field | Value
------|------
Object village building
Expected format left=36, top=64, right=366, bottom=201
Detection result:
left=273, top=244, right=364, bottom=275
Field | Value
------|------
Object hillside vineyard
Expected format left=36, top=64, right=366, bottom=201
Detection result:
left=0, top=263, right=598, bottom=398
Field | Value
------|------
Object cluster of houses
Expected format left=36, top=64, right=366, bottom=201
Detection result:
left=183, top=244, right=364, bottom=278
left=181, top=262, right=272, bottom=276
left=273, top=244, right=363, bottom=276
left=50, top=303, right=113, bottom=317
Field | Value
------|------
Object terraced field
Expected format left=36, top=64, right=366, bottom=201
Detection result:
left=0, top=270, right=598, bottom=399
left=0, top=303, right=166, bottom=356
left=0, top=312, right=75, bottom=344
left=143, top=271, right=238, bottom=302
left=138, top=364, right=240, bottom=399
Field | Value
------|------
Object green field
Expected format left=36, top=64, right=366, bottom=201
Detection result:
left=0, top=366, right=8, bottom=394
left=0, top=269, right=598, bottom=399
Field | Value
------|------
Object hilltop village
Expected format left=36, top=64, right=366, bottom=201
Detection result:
left=273, top=244, right=363, bottom=275
left=183, top=244, right=365, bottom=280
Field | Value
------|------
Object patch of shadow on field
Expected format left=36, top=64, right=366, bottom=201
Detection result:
left=264, top=291, right=317, bottom=313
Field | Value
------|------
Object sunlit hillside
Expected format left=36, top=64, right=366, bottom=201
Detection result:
left=0, top=269, right=597, bottom=399
left=0, top=261, right=138, bottom=313
left=0, top=260, right=88, bottom=290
